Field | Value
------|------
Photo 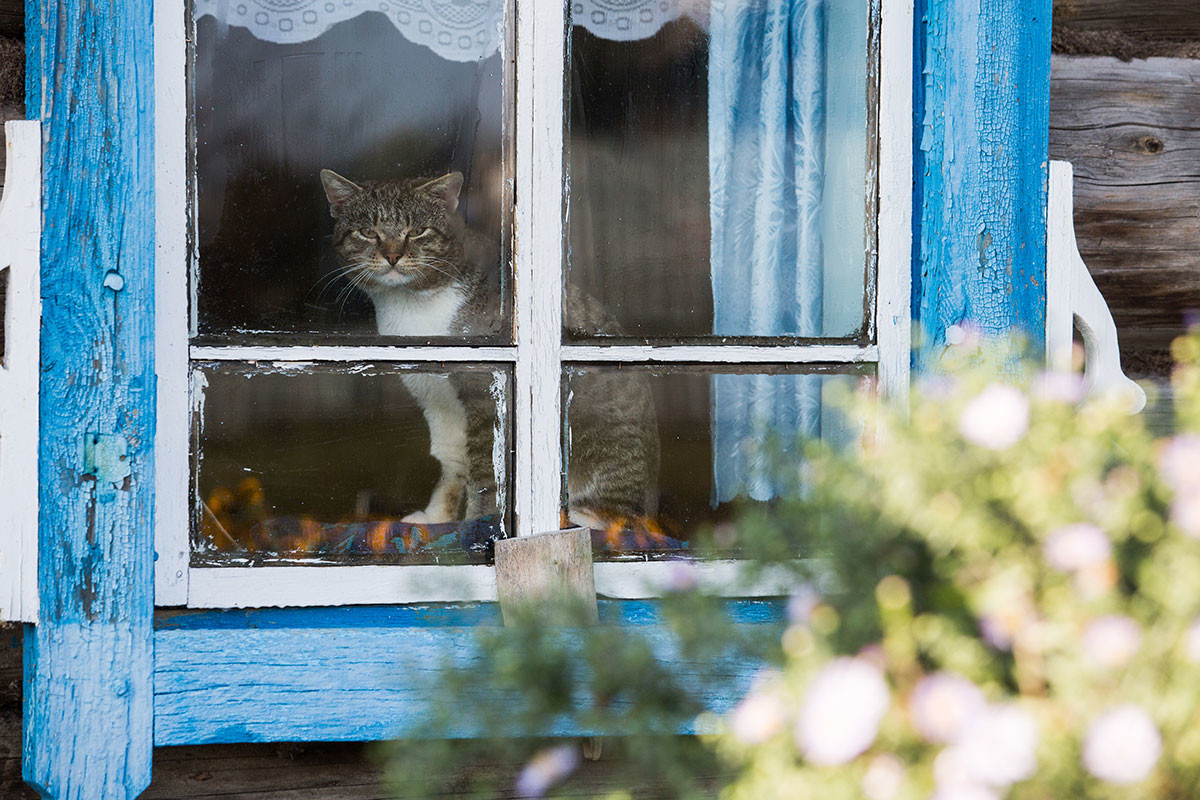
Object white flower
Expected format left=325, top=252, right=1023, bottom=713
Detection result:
left=1159, top=434, right=1200, bottom=493
left=796, top=658, right=890, bottom=766
left=1185, top=618, right=1200, bottom=663
left=1171, top=493, right=1200, bottom=539
left=663, top=560, right=699, bottom=592
left=729, top=688, right=786, bottom=745
left=861, top=753, right=905, bottom=800
left=1034, top=371, right=1086, bottom=404
left=930, top=787, right=999, bottom=800
left=959, top=384, right=1030, bottom=450
left=1043, top=523, right=1111, bottom=572
left=909, top=673, right=987, bottom=743
left=515, top=744, right=580, bottom=798
left=1083, top=706, right=1161, bottom=785
left=787, top=585, right=820, bottom=625
left=1082, top=615, right=1142, bottom=668
left=945, top=704, right=1039, bottom=788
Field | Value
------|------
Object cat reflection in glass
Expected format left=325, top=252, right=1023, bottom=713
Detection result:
left=321, top=169, right=659, bottom=533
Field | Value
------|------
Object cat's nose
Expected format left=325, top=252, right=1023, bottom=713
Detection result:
left=384, top=253, right=402, bottom=266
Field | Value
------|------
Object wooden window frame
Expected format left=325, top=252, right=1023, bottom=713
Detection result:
left=152, top=0, right=914, bottom=609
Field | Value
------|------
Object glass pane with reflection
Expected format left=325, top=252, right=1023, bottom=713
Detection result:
left=562, top=365, right=864, bottom=555
left=193, top=362, right=511, bottom=564
left=565, top=0, right=872, bottom=341
left=192, top=4, right=511, bottom=341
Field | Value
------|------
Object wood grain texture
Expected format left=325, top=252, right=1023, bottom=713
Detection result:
left=0, top=0, right=19, bottom=40
left=1054, top=0, right=1200, bottom=42
left=495, top=528, right=597, bottom=624
left=1049, top=54, right=1200, bottom=362
left=914, top=0, right=1053, bottom=368
left=22, top=0, right=156, bottom=795
left=154, top=600, right=780, bottom=746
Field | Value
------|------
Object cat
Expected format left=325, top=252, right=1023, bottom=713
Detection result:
left=320, top=169, right=660, bottom=532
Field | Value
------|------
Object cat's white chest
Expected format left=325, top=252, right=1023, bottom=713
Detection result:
left=372, top=286, right=466, bottom=338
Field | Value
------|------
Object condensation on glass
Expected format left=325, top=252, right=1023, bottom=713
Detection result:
left=565, top=0, right=874, bottom=342
left=191, top=2, right=512, bottom=341
left=192, top=363, right=511, bottom=565
left=561, top=365, right=865, bottom=555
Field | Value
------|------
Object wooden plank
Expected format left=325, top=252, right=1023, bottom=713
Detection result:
left=495, top=528, right=597, bottom=624
left=914, top=0, right=1053, bottom=368
left=0, top=0, right=20, bottom=40
left=22, top=0, right=156, bottom=796
left=153, top=601, right=780, bottom=746
left=0, top=120, right=40, bottom=623
left=1049, top=54, right=1200, bottom=361
left=1053, top=0, right=1200, bottom=41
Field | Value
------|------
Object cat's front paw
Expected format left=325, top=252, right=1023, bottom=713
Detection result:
left=401, top=510, right=434, bottom=525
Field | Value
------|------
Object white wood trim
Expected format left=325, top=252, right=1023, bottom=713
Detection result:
left=0, top=121, right=42, bottom=623
left=875, top=0, right=914, bottom=404
left=1046, top=161, right=1146, bottom=412
left=155, top=0, right=191, bottom=606
left=514, top=0, right=566, bottom=537
left=186, top=560, right=796, bottom=607
left=187, top=565, right=500, bottom=607
left=190, top=345, right=519, bottom=363
left=562, top=345, right=878, bottom=364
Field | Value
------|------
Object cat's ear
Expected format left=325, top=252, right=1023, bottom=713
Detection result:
left=320, top=169, right=361, bottom=214
left=417, top=172, right=464, bottom=213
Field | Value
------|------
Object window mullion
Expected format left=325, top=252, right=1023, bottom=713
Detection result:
left=514, top=0, right=566, bottom=537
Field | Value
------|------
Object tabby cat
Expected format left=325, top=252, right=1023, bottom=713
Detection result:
left=320, top=169, right=659, bottom=530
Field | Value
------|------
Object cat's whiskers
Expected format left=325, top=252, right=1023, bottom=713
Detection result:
left=311, top=262, right=372, bottom=302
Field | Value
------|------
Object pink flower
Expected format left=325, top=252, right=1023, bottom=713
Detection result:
left=1083, top=706, right=1161, bottom=785
left=959, top=385, right=1030, bottom=450
left=787, top=585, right=819, bottom=625
left=1171, top=493, right=1200, bottom=539
left=729, top=686, right=786, bottom=745
left=909, top=673, right=987, bottom=744
left=1034, top=371, right=1086, bottom=404
left=938, top=705, right=1039, bottom=788
left=1159, top=434, right=1200, bottom=493
left=796, top=658, right=890, bottom=765
left=1082, top=615, right=1142, bottom=668
left=515, top=745, right=580, bottom=798
left=1043, top=523, right=1111, bottom=572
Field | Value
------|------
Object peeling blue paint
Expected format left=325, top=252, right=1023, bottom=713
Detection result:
left=913, top=0, right=1052, bottom=368
left=24, top=0, right=155, bottom=794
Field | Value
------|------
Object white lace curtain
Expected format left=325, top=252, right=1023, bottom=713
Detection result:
left=195, top=0, right=709, bottom=60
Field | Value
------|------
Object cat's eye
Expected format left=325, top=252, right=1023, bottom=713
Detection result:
left=356, top=228, right=378, bottom=240
left=410, top=228, right=432, bottom=239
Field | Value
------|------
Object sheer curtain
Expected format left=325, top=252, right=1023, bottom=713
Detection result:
left=709, top=0, right=827, bottom=502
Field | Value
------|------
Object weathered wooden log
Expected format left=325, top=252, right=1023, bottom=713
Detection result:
left=1054, top=0, right=1200, bottom=42
left=1050, top=54, right=1200, bottom=367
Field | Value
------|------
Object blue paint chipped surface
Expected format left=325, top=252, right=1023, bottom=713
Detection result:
left=912, top=0, right=1051, bottom=368
left=24, top=0, right=156, bottom=794
left=153, top=600, right=785, bottom=745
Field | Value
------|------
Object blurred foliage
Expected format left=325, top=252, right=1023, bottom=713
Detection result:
left=385, top=328, right=1200, bottom=800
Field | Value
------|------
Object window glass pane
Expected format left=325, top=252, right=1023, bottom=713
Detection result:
left=565, top=0, right=872, bottom=341
left=562, top=365, right=864, bottom=555
left=192, top=5, right=511, bottom=342
left=193, top=363, right=511, bottom=564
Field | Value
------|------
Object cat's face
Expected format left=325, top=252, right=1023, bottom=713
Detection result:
left=321, top=170, right=466, bottom=292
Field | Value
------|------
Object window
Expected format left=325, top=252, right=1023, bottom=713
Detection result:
left=154, top=0, right=911, bottom=608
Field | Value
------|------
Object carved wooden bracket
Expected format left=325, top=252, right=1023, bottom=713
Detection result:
left=1046, top=160, right=1146, bottom=414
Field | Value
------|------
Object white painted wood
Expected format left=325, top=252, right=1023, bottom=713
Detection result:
left=186, top=559, right=798, bottom=607
left=1046, top=161, right=1146, bottom=413
left=187, top=565, right=501, bottom=607
left=0, top=120, right=42, bottom=623
left=190, top=345, right=519, bottom=363
left=514, top=0, right=566, bottom=538
left=561, top=345, right=879, bottom=363
left=876, top=0, right=914, bottom=404
left=155, top=0, right=191, bottom=605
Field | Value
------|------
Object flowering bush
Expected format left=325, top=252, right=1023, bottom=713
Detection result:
left=710, top=331, right=1200, bottom=799
left=386, top=330, right=1200, bottom=799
